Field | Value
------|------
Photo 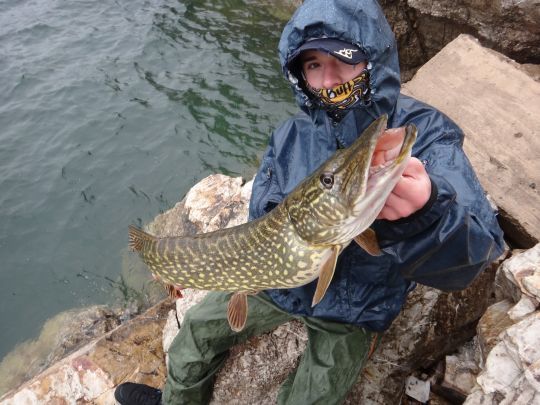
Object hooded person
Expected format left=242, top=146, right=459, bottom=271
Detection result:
left=115, top=1, right=505, bottom=404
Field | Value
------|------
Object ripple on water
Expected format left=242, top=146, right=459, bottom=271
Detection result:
left=0, top=0, right=296, bottom=374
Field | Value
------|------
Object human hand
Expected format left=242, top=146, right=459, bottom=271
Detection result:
left=372, top=127, right=432, bottom=221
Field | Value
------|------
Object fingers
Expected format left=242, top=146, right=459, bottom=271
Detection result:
left=377, top=158, right=432, bottom=221
left=401, top=157, right=426, bottom=178
left=391, top=159, right=429, bottom=197
left=377, top=193, right=411, bottom=220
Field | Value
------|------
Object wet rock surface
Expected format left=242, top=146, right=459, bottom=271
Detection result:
left=463, top=246, right=540, bottom=404
left=0, top=300, right=172, bottom=404
left=0, top=305, right=122, bottom=397
left=2, top=18, right=540, bottom=405
left=377, top=0, right=539, bottom=81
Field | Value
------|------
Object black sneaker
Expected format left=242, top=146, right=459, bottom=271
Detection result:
left=114, top=382, right=162, bottom=405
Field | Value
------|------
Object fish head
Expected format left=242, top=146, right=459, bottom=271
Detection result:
left=286, top=114, right=417, bottom=245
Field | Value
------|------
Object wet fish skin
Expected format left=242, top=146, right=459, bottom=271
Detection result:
left=129, top=114, right=416, bottom=331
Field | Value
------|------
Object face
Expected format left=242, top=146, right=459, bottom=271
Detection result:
left=300, top=50, right=367, bottom=89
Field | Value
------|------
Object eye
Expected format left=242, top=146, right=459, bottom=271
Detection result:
left=319, top=173, right=334, bottom=189
left=304, top=61, right=320, bottom=71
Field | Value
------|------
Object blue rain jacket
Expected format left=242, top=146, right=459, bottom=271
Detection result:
left=248, top=0, right=505, bottom=331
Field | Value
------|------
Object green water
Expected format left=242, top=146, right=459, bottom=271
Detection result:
left=0, top=0, right=296, bottom=365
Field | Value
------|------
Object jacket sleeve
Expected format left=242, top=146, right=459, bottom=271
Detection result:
left=373, top=108, right=506, bottom=291
left=248, top=131, right=283, bottom=221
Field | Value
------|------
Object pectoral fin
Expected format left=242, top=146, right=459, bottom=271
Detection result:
left=354, top=228, right=382, bottom=256
left=312, top=245, right=340, bottom=307
left=227, top=292, right=249, bottom=332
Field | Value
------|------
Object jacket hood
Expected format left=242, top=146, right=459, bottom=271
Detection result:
left=279, top=0, right=401, bottom=122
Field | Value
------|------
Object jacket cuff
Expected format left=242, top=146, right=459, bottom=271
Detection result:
left=373, top=175, right=455, bottom=244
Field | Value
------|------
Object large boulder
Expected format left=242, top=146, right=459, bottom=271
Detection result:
left=271, top=1, right=540, bottom=81
left=464, top=245, right=540, bottom=404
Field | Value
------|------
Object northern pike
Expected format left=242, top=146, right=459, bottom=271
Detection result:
left=129, top=114, right=416, bottom=331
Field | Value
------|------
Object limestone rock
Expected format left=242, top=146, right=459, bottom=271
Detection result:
left=465, top=245, right=540, bottom=404
left=147, top=174, right=252, bottom=238
left=498, top=245, right=540, bottom=320
left=0, top=305, right=122, bottom=397
left=402, top=34, right=540, bottom=247
left=476, top=300, right=515, bottom=363
left=415, top=0, right=538, bottom=60
left=380, top=0, right=540, bottom=80
left=0, top=300, right=173, bottom=404
left=442, top=339, right=482, bottom=396
left=465, top=313, right=540, bottom=405
left=211, top=320, right=307, bottom=405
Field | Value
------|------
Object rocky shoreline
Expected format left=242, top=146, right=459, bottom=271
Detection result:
left=1, top=172, right=538, bottom=404
left=1, top=2, right=539, bottom=400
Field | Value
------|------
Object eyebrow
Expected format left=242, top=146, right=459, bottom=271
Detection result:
left=301, top=55, right=317, bottom=64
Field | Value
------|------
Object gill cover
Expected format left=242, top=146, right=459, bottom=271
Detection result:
left=286, top=115, right=388, bottom=244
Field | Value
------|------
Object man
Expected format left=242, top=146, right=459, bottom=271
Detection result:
left=115, top=0, right=505, bottom=403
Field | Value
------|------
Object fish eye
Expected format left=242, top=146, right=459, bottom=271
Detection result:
left=319, top=173, right=334, bottom=189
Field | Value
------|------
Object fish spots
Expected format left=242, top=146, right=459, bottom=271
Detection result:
left=135, top=206, right=330, bottom=292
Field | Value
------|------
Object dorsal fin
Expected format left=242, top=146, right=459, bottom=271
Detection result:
left=128, top=225, right=156, bottom=252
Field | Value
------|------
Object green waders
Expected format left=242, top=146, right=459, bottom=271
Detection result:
left=163, top=292, right=375, bottom=405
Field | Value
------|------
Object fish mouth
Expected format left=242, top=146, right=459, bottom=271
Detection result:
left=338, top=116, right=389, bottom=204
left=352, top=123, right=417, bottom=212
left=324, top=122, right=416, bottom=244
left=317, top=118, right=417, bottom=245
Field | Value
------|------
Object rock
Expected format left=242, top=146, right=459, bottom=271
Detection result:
left=0, top=300, right=173, bottom=404
left=405, top=375, right=431, bottom=403
left=211, top=320, right=307, bottom=405
left=402, top=34, right=540, bottom=248
left=498, top=245, right=540, bottom=320
left=147, top=174, right=252, bottom=238
left=0, top=305, right=122, bottom=397
left=379, top=0, right=540, bottom=80
left=464, top=245, right=540, bottom=404
left=476, top=300, right=515, bottom=364
left=406, top=0, right=539, bottom=60
left=465, top=313, right=540, bottom=405
left=442, top=339, right=481, bottom=396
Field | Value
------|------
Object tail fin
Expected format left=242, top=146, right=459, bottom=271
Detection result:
left=128, top=225, right=156, bottom=252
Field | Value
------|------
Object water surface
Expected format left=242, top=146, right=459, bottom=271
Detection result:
left=0, top=0, right=295, bottom=366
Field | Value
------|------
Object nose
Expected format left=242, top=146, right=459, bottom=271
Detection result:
left=321, top=65, right=341, bottom=89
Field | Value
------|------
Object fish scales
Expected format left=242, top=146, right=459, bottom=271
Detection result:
left=128, top=115, right=417, bottom=330
left=138, top=203, right=329, bottom=291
